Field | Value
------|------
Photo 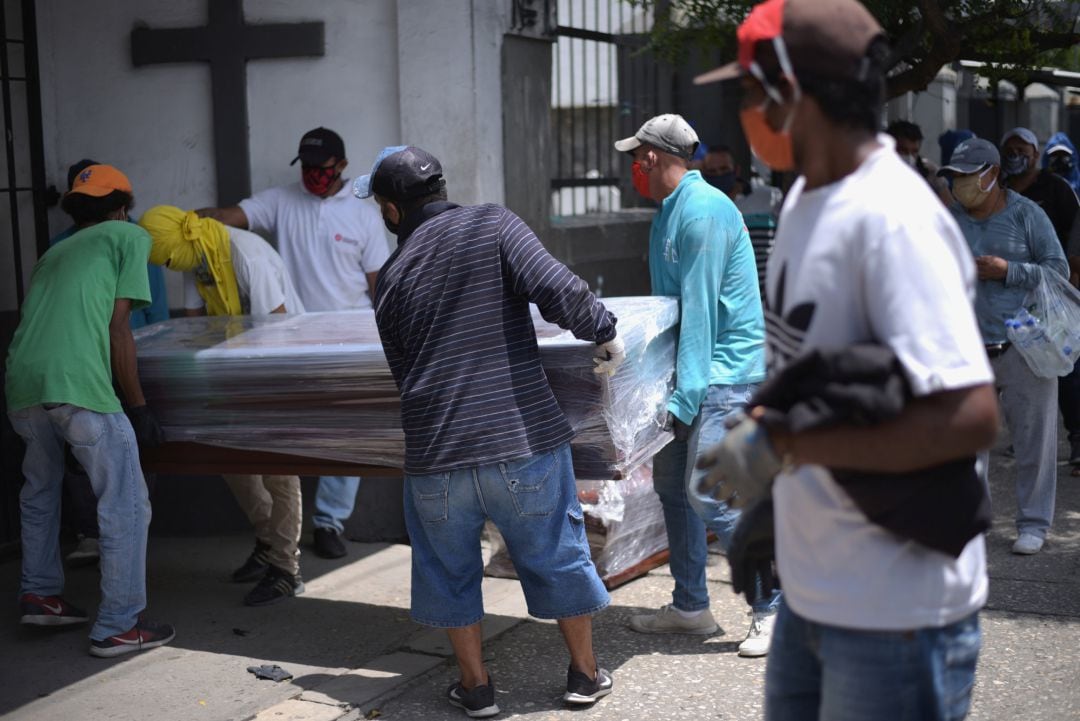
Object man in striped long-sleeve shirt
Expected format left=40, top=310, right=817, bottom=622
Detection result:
left=355, top=146, right=624, bottom=717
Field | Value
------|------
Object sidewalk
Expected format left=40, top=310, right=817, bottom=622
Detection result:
left=2, top=439, right=1078, bottom=721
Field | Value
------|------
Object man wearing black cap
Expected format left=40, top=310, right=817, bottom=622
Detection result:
left=357, top=145, right=622, bottom=716
left=694, top=0, right=1000, bottom=718
left=197, top=127, right=389, bottom=560
left=941, top=137, right=1068, bottom=557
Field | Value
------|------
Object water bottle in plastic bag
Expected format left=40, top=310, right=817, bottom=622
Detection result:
left=1005, top=308, right=1073, bottom=378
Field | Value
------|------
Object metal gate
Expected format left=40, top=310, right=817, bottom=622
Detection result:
left=1, top=0, right=50, bottom=546
left=551, top=0, right=664, bottom=216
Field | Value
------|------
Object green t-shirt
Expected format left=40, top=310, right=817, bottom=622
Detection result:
left=5, top=221, right=152, bottom=413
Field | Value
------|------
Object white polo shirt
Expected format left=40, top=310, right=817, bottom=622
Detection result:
left=239, top=180, right=389, bottom=311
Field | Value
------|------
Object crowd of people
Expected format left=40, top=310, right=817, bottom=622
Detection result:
left=5, top=0, right=1079, bottom=717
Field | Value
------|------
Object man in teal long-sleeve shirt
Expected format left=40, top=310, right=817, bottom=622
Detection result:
left=615, top=114, right=779, bottom=656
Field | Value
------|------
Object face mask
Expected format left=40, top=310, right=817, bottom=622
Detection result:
left=703, top=172, right=737, bottom=194
left=1050, top=155, right=1075, bottom=176
left=952, top=167, right=997, bottom=210
left=631, top=161, right=652, bottom=199
left=900, top=153, right=918, bottom=168
left=381, top=203, right=401, bottom=235
left=302, top=165, right=340, bottom=196
left=1002, top=154, right=1029, bottom=177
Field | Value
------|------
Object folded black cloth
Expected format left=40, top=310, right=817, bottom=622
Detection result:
left=751, top=344, right=990, bottom=558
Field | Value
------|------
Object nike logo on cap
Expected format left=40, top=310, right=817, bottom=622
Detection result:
left=419, top=163, right=431, bottom=171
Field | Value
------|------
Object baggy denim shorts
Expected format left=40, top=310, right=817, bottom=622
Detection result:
left=403, top=442, right=610, bottom=627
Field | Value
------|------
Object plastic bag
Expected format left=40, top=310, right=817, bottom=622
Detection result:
left=1006, top=270, right=1080, bottom=378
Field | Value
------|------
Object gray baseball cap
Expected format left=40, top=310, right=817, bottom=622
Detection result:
left=614, top=114, right=700, bottom=160
left=1001, top=127, right=1038, bottom=151
left=937, top=138, right=1000, bottom=176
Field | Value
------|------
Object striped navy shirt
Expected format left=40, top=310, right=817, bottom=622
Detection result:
left=374, top=203, right=617, bottom=474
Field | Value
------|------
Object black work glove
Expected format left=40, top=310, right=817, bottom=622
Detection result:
left=662, top=411, right=692, bottom=442
left=727, top=494, right=780, bottom=607
left=127, top=405, right=164, bottom=449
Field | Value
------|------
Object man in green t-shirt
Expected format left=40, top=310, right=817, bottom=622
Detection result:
left=5, top=164, right=175, bottom=658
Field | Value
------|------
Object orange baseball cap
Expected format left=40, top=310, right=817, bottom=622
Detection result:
left=67, top=164, right=133, bottom=197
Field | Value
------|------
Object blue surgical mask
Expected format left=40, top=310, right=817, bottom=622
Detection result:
left=703, top=172, right=737, bottom=194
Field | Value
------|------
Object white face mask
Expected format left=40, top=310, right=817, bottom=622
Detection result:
left=952, top=166, right=997, bottom=210
left=900, top=153, right=918, bottom=168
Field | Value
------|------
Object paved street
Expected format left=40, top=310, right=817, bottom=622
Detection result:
left=2, top=435, right=1078, bottom=721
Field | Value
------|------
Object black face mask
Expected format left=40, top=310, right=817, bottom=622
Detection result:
left=382, top=203, right=401, bottom=235
left=703, top=171, right=737, bottom=194
left=1049, top=155, right=1075, bottom=176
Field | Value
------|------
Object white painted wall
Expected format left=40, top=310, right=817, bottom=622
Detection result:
left=32, top=0, right=508, bottom=310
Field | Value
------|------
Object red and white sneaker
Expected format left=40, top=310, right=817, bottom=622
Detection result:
left=19, top=593, right=89, bottom=626
left=89, top=618, right=175, bottom=658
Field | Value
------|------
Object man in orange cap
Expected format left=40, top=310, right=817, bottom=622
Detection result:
left=6, top=165, right=175, bottom=657
left=694, top=0, right=999, bottom=718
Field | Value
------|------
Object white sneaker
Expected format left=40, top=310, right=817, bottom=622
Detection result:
left=628, top=605, right=719, bottom=635
left=1011, top=533, right=1044, bottom=555
left=738, top=611, right=777, bottom=657
left=66, top=536, right=100, bottom=567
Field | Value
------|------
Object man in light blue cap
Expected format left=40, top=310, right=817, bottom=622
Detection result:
left=940, top=137, right=1069, bottom=555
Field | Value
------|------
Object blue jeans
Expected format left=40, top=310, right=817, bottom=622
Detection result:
left=313, top=475, right=360, bottom=533
left=10, top=405, right=151, bottom=640
left=766, top=602, right=981, bottom=721
left=653, top=383, right=780, bottom=614
left=403, top=442, right=609, bottom=627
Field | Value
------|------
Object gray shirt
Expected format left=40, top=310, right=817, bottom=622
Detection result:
left=951, top=191, right=1068, bottom=344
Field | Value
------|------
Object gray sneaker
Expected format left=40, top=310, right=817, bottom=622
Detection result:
left=628, top=604, right=719, bottom=635
left=66, top=536, right=100, bottom=567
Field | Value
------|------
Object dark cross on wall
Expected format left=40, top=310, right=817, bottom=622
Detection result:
left=131, top=0, right=324, bottom=206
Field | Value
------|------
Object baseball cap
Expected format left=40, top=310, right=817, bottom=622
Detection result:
left=693, top=0, right=884, bottom=85
left=1046, top=143, right=1074, bottom=156
left=614, top=114, right=700, bottom=160
left=353, top=145, right=445, bottom=202
left=67, top=164, right=133, bottom=197
left=290, top=127, right=346, bottom=166
left=1000, top=127, right=1038, bottom=152
left=937, top=138, right=1000, bottom=176
left=66, top=158, right=101, bottom=191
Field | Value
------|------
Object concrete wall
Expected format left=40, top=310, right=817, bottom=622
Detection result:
left=33, top=0, right=509, bottom=309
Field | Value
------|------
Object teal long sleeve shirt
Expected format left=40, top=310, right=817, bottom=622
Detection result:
left=650, top=170, right=767, bottom=424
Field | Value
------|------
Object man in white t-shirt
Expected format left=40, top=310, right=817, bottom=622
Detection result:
left=694, top=1, right=999, bottom=719
left=197, top=127, right=390, bottom=560
left=142, top=205, right=307, bottom=607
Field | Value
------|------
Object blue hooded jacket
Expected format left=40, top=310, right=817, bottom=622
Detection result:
left=1042, top=131, right=1080, bottom=195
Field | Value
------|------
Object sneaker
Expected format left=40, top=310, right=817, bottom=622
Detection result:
left=89, top=618, right=175, bottom=658
left=563, top=665, right=613, bottom=705
left=244, top=566, right=305, bottom=607
left=312, top=527, right=347, bottom=559
left=1012, top=533, right=1044, bottom=555
left=66, top=536, right=100, bottom=567
left=628, top=604, right=719, bottom=635
left=446, top=677, right=499, bottom=718
left=232, top=541, right=272, bottom=583
left=738, top=611, right=777, bottom=657
left=1069, top=440, right=1080, bottom=466
left=19, top=594, right=89, bottom=626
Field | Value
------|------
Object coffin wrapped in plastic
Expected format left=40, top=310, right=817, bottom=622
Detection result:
left=484, top=464, right=669, bottom=587
left=134, top=296, right=677, bottom=479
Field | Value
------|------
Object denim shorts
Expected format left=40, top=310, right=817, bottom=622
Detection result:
left=403, top=442, right=610, bottom=628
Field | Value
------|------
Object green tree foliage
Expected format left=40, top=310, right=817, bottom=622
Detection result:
left=640, top=0, right=1080, bottom=98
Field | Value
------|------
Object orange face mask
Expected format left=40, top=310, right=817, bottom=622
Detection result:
left=740, top=96, right=796, bottom=172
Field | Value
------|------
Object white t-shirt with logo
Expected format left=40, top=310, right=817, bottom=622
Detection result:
left=765, top=135, right=994, bottom=631
left=183, top=226, right=306, bottom=316
left=239, top=180, right=389, bottom=311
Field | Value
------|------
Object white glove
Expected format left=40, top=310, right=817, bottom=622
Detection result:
left=695, top=412, right=783, bottom=508
left=593, top=334, right=626, bottom=376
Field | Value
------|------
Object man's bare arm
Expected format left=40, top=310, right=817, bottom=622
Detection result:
left=195, top=206, right=249, bottom=229
left=771, top=383, right=999, bottom=473
left=366, top=271, right=379, bottom=302
left=109, top=299, right=146, bottom=407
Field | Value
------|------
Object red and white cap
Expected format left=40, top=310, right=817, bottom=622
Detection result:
left=693, top=0, right=884, bottom=86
